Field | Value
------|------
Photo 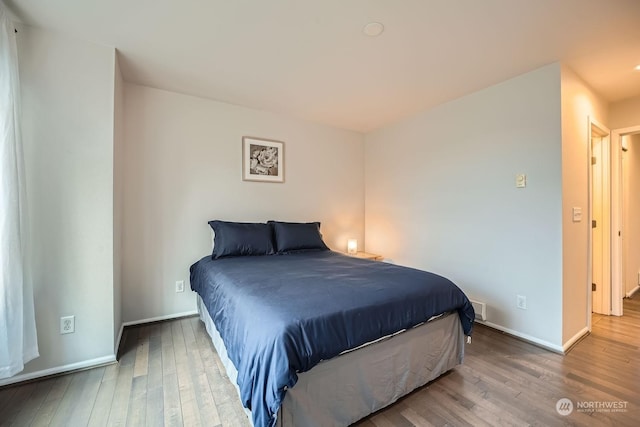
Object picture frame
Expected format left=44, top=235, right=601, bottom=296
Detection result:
left=242, top=136, right=285, bottom=183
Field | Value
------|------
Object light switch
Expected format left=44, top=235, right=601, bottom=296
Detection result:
left=572, top=207, right=582, bottom=222
left=516, top=174, right=526, bottom=188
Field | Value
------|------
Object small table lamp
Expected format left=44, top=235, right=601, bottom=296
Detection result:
left=347, top=239, right=358, bottom=255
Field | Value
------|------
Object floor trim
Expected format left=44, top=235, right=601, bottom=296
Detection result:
left=1, top=311, right=199, bottom=388
left=0, top=355, right=116, bottom=388
left=626, top=285, right=640, bottom=298
left=562, top=326, right=590, bottom=353
left=476, top=320, right=564, bottom=354
left=121, top=310, right=198, bottom=328
left=115, top=311, right=199, bottom=359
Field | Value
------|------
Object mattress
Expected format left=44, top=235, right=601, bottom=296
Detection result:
left=197, top=296, right=464, bottom=426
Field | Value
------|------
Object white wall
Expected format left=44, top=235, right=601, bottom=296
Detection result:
left=122, top=84, right=364, bottom=323
left=610, top=95, right=640, bottom=297
left=16, top=25, right=116, bottom=375
left=365, top=64, right=564, bottom=348
left=559, top=66, right=609, bottom=344
left=610, top=95, right=640, bottom=130
left=113, top=53, right=124, bottom=349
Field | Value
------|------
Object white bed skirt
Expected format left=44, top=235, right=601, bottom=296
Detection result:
left=197, top=296, right=464, bottom=427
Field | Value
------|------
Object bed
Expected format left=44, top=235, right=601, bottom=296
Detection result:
left=189, top=220, right=474, bottom=427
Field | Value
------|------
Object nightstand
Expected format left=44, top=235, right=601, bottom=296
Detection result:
left=351, top=251, right=383, bottom=261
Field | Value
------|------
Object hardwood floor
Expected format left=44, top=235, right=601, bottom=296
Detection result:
left=1, top=296, right=638, bottom=427
left=356, top=295, right=640, bottom=427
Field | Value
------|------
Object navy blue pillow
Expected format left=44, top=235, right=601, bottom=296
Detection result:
left=208, top=221, right=275, bottom=259
left=269, top=221, right=329, bottom=253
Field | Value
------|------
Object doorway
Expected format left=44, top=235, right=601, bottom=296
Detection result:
left=611, top=126, right=640, bottom=317
left=589, top=119, right=611, bottom=316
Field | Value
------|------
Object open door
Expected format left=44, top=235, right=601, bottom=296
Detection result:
left=590, top=119, right=610, bottom=316
left=611, top=126, right=640, bottom=316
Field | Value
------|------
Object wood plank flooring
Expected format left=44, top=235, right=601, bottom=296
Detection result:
left=1, top=296, right=639, bottom=427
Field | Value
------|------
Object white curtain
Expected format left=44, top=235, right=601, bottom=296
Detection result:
left=0, top=5, right=38, bottom=379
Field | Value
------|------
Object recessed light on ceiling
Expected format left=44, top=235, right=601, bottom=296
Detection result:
left=635, top=64, right=640, bottom=71
left=363, top=22, right=384, bottom=37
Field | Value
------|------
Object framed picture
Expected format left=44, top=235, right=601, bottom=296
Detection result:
left=242, top=137, right=285, bottom=183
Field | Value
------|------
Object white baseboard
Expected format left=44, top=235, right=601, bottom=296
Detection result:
left=626, top=285, right=640, bottom=298
left=2, top=311, right=199, bottom=388
left=116, top=311, right=198, bottom=355
left=562, top=326, right=589, bottom=353
left=476, top=320, right=564, bottom=354
left=121, top=310, right=198, bottom=328
left=0, top=354, right=116, bottom=387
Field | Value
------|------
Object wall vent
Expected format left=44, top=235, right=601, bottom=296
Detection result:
left=470, top=300, right=486, bottom=321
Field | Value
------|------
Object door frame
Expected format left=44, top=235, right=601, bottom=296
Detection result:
left=588, top=117, right=611, bottom=324
left=611, top=125, right=640, bottom=316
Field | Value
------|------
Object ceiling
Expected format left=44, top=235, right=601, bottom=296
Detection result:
left=4, top=0, right=640, bottom=133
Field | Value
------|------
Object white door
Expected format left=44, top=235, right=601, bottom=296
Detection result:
left=592, top=135, right=605, bottom=314
left=588, top=119, right=612, bottom=323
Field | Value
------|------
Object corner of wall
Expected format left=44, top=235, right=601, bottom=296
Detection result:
left=14, top=24, right=119, bottom=384
left=113, top=50, right=125, bottom=354
left=560, top=63, right=610, bottom=345
left=610, top=95, right=640, bottom=130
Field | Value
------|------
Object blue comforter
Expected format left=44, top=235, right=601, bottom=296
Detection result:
left=190, top=251, right=474, bottom=427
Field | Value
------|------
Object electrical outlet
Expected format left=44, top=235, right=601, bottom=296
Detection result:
left=175, top=280, right=185, bottom=293
left=516, top=295, right=527, bottom=310
left=60, top=316, right=75, bottom=334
